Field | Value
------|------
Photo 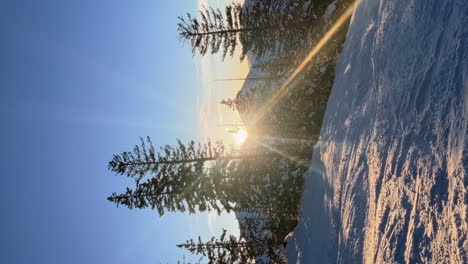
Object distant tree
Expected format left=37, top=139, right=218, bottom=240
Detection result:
left=107, top=137, right=279, bottom=215
left=220, top=97, right=256, bottom=112
left=220, top=86, right=265, bottom=113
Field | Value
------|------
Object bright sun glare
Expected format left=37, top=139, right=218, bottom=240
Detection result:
left=234, top=128, right=248, bottom=145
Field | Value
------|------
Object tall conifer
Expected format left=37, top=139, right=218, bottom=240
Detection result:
left=178, top=0, right=317, bottom=61
left=107, top=137, right=278, bottom=215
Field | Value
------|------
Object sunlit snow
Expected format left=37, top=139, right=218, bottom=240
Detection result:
left=288, top=0, right=468, bottom=263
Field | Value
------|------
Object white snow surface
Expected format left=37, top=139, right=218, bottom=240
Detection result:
left=322, top=0, right=338, bottom=22
left=288, top=0, right=468, bottom=263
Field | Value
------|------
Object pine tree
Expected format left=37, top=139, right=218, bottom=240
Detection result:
left=228, top=154, right=306, bottom=226
left=220, top=87, right=264, bottom=113
left=107, top=161, right=230, bottom=215
left=177, top=3, right=244, bottom=60
left=107, top=137, right=279, bottom=215
left=178, top=229, right=286, bottom=264
left=177, top=229, right=258, bottom=263
left=108, top=137, right=224, bottom=182
left=178, top=0, right=317, bottom=61
left=220, top=98, right=255, bottom=112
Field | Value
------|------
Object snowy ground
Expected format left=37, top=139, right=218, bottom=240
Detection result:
left=288, top=0, right=468, bottom=263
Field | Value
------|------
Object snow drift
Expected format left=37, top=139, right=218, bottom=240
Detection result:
left=289, top=0, right=468, bottom=263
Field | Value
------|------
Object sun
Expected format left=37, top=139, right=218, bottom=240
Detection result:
left=233, top=128, right=248, bottom=145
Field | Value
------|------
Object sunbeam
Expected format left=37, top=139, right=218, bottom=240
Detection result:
left=253, top=138, right=310, bottom=168
left=260, top=135, right=319, bottom=146
left=249, top=0, right=362, bottom=126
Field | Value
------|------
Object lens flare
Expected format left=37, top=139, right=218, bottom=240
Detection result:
left=234, top=128, right=248, bottom=145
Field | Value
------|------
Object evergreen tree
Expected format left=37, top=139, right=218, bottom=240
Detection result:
left=220, top=85, right=267, bottom=113
left=107, top=137, right=279, bottom=215
left=109, top=137, right=213, bottom=180
left=227, top=153, right=306, bottom=238
left=178, top=229, right=286, bottom=264
left=220, top=97, right=256, bottom=112
left=177, top=229, right=258, bottom=263
left=233, top=205, right=273, bottom=216
left=178, top=0, right=318, bottom=61
left=177, top=3, right=243, bottom=60
left=107, top=160, right=230, bottom=215
left=108, top=137, right=269, bottom=182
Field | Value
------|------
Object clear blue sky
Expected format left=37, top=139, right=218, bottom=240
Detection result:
left=0, top=1, right=237, bottom=263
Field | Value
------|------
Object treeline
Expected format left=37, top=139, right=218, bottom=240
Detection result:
left=108, top=0, right=354, bottom=263
left=108, top=137, right=305, bottom=263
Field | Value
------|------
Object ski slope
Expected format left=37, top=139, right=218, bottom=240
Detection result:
left=288, top=0, right=468, bottom=263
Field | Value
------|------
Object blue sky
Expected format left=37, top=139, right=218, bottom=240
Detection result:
left=0, top=1, right=239, bottom=263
